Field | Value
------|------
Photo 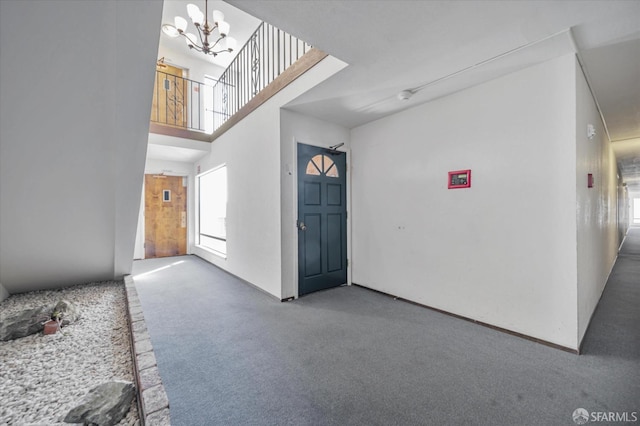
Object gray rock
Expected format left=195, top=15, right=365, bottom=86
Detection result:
left=0, top=305, right=52, bottom=341
left=64, top=380, right=135, bottom=426
left=53, top=299, right=80, bottom=326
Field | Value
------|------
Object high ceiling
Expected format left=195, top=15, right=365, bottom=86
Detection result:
left=156, top=1, right=640, bottom=191
left=226, top=0, right=640, bottom=191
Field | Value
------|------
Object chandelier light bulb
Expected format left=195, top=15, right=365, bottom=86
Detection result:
left=194, top=11, right=205, bottom=26
left=162, top=24, right=180, bottom=37
left=174, top=16, right=188, bottom=33
left=212, top=10, right=224, bottom=24
left=217, top=21, right=230, bottom=37
left=186, top=4, right=199, bottom=16
left=186, top=4, right=203, bottom=25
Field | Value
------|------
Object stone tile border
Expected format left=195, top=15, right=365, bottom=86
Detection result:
left=124, top=275, right=171, bottom=426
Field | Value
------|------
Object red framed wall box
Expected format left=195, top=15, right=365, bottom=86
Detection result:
left=448, top=169, right=471, bottom=189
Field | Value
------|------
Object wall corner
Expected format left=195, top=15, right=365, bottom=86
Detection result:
left=0, top=283, right=9, bottom=302
left=574, top=49, right=619, bottom=347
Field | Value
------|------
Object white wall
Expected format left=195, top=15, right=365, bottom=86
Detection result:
left=618, top=182, right=629, bottom=242
left=575, top=59, right=620, bottom=346
left=0, top=0, right=161, bottom=293
left=193, top=55, right=347, bottom=299
left=0, top=283, right=9, bottom=302
left=280, top=109, right=351, bottom=299
left=113, top=1, right=165, bottom=277
left=351, top=54, right=579, bottom=349
left=133, top=159, right=197, bottom=260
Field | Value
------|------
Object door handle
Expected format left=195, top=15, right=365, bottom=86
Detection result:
left=297, top=221, right=307, bottom=231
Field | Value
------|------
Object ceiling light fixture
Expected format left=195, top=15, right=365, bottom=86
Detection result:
left=161, top=0, right=237, bottom=56
left=397, top=90, right=414, bottom=101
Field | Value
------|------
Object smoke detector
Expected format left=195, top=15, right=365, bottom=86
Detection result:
left=397, top=90, right=414, bottom=101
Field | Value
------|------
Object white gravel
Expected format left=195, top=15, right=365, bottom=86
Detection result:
left=0, top=281, right=139, bottom=426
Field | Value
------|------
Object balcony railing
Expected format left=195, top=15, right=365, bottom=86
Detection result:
left=151, top=71, right=212, bottom=133
left=150, top=21, right=315, bottom=138
left=212, top=22, right=312, bottom=131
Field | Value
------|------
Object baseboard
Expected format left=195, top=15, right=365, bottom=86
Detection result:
left=352, top=283, right=579, bottom=355
left=619, top=234, right=627, bottom=251
left=577, top=248, right=623, bottom=354
left=191, top=254, right=283, bottom=302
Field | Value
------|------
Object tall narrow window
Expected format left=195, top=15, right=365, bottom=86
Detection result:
left=198, top=165, right=227, bottom=255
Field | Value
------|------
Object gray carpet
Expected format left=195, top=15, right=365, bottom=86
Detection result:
left=132, top=231, right=640, bottom=426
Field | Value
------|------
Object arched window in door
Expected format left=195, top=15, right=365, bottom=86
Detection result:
left=305, top=154, right=339, bottom=178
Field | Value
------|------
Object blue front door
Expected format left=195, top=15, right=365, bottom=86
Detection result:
left=297, top=143, right=347, bottom=295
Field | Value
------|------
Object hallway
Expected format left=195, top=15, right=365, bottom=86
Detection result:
left=132, top=230, right=640, bottom=426
left=580, top=227, right=640, bottom=359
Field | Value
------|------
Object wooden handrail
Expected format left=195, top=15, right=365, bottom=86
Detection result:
left=149, top=122, right=212, bottom=142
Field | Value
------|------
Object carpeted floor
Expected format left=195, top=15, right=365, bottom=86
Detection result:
left=132, top=229, right=640, bottom=426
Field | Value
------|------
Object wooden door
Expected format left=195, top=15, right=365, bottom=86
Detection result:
left=145, top=175, right=187, bottom=258
left=297, top=144, right=348, bottom=295
left=151, top=63, right=187, bottom=128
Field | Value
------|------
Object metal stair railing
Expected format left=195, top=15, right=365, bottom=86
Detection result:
left=150, top=22, right=313, bottom=137
left=212, top=22, right=312, bottom=133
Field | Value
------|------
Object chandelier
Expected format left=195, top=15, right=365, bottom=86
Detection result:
left=162, top=0, right=237, bottom=56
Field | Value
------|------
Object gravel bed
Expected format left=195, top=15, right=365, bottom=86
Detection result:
left=0, top=281, right=139, bottom=425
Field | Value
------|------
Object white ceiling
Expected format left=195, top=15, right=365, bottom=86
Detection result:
left=226, top=0, right=640, bottom=189
left=147, top=143, right=208, bottom=163
left=147, top=133, right=210, bottom=162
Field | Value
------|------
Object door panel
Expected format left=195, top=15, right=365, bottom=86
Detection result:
left=145, top=175, right=187, bottom=258
left=327, top=184, right=342, bottom=205
left=327, top=214, right=343, bottom=272
left=297, top=144, right=347, bottom=295
left=304, top=182, right=321, bottom=205
left=303, top=213, right=322, bottom=277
